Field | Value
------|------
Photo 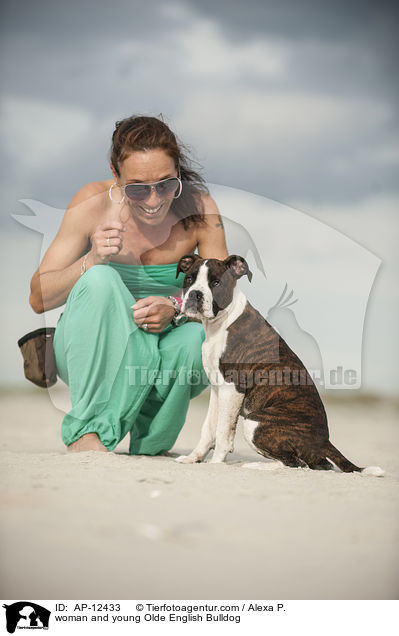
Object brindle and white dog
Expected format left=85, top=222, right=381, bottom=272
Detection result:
left=175, top=254, right=383, bottom=475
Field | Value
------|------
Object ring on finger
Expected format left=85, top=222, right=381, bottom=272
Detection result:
left=106, top=237, right=110, bottom=247
left=142, top=323, right=148, bottom=331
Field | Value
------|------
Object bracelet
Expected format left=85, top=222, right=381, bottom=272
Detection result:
left=80, top=253, right=89, bottom=276
left=167, top=295, right=181, bottom=317
left=167, top=295, right=187, bottom=327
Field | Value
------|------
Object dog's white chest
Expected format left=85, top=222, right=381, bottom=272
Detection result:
left=201, top=288, right=247, bottom=380
left=202, top=328, right=228, bottom=376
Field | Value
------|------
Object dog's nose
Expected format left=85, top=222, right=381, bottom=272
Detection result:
left=188, top=289, right=203, bottom=302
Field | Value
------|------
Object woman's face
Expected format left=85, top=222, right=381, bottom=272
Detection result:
left=115, top=149, right=178, bottom=226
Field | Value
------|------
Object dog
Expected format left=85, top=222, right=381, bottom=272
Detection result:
left=175, top=254, right=383, bottom=476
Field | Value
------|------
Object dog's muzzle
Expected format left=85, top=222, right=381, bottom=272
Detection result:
left=183, top=289, right=204, bottom=314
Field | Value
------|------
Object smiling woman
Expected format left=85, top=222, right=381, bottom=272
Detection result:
left=29, top=114, right=228, bottom=454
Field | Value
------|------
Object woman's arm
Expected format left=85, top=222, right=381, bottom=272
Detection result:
left=196, top=194, right=229, bottom=260
left=29, top=183, right=124, bottom=313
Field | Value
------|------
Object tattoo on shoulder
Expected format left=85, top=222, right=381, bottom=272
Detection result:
left=215, top=214, right=224, bottom=229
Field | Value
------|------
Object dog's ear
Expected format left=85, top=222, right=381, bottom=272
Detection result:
left=176, top=254, right=203, bottom=278
left=224, top=255, right=253, bottom=282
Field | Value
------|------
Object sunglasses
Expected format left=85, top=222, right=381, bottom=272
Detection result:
left=122, top=176, right=182, bottom=202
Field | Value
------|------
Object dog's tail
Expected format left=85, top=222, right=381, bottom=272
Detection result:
left=324, top=441, right=384, bottom=477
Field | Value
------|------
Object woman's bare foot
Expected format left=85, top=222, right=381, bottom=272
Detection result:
left=68, top=433, right=108, bottom=453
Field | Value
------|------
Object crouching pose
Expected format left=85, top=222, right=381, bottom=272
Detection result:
left=29, top=116, right=228, bottom=454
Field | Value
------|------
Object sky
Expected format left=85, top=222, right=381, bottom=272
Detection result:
left=1, top=0, right=398, bottom=395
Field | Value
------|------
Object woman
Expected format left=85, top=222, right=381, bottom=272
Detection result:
left=29, top=115, right=228, bottom=453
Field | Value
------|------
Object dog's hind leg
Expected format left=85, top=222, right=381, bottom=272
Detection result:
left=270, top=448, right=308, bottom=468
left=307, top=458, right=334, bottom=471
left=243, top=417, right=308, bottom=468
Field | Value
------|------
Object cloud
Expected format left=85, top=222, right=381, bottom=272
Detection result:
left=176, top=90, right=392, bottom=148
left=173, top=86, right=397, bottom=203
left=1, top=96, right=94, bottom=174
left=184, top=0, right=398, bottom=48
left=293, top=193, right=399, bottom=268
left=0, top=0, right=397, bottom=217
left=173, top=17, right=288, bottom=78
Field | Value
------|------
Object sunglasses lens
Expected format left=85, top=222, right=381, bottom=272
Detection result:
left=124, top=185, right=151, bottom=202
left=155, top=178, right=180, bottom=197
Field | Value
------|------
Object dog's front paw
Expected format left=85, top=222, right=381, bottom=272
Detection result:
left=209, top=455, right=227, bottom=464
left=175, top=454, right=201, bottom=464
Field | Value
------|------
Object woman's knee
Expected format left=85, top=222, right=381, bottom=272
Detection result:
left=179, top=324, right=205, bottom=370
left=81, top=263, right=120, bottom=288
left=71, top=264, right=124, bottom=305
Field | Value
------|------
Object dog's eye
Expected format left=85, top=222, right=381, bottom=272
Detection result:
left=185, top=275, right=193, bottom=284
left=211, top=280, right=220, bottom=287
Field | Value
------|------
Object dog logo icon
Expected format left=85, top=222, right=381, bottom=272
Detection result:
left=13, top=187, right=381, bottom=392
left=2, top=602, right=51, bottom=633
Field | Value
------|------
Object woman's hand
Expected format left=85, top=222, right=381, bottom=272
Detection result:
left=132, top=297, right=175, bottom=333
left=88, top=222, right=126, bottom=266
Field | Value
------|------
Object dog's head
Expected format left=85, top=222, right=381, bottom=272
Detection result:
left=176, top=254, right=252, bottom=319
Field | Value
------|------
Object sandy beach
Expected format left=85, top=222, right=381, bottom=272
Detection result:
left=1, top=386, right=398, bottom=600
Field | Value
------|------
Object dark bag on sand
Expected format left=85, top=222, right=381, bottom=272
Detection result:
left=17, top=327, right=58, bottom=388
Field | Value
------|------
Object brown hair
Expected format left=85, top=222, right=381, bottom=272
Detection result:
left=110, top=115, right=207, bottom=229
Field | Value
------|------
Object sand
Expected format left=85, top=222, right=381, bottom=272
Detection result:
left=0, top=386, right=398, bottom=600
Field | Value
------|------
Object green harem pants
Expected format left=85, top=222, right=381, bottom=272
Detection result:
left=53, top=264, right=208, bottom=454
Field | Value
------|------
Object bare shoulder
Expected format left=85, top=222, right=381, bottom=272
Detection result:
left=196, top=192, right=228, bottom=259
left=64, top=179, right=112, bottom=231
left=197, top=192, right=224, bottom=233
left=68, top=179, right=111, bottom=208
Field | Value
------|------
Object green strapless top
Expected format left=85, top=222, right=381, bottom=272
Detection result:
left=108, top=261, right=184, bottom=299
